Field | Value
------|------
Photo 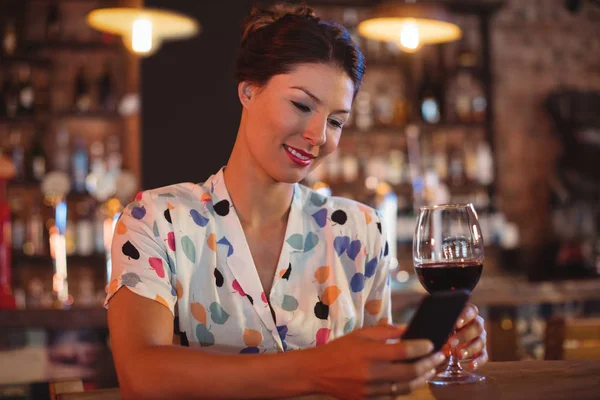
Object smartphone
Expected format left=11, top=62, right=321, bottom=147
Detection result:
left=401, top=289, right=470, bottom=354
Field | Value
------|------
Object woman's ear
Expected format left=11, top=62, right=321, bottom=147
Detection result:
left=238, top=81, right=253, bottom=108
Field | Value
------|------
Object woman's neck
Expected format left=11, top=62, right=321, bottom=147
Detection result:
left=223, top=131, right=293, bottom=230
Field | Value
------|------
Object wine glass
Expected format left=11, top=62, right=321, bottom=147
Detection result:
left=413, top=203, right=485, bottom=385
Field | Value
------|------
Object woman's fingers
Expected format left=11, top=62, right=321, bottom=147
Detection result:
left=466, top=348, right=489, bottom=370
left=458, top=335, right=486, bottom=360
left=452, top=316, right=484, bottom=346
left=371, top=339, right=434, bottom=362
left=365, top=368, right=438, bottom=397
left=456, top=304, right=479, bottom=329
left=371, top=352, right=446, bottom=382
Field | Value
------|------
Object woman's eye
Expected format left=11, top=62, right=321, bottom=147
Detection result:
left=328, top=119, right=343, bottom=129
left=291, top=101, right=311, bottom=113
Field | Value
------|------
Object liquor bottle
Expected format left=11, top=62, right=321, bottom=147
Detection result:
left=97, top=62, right=116, bottom=111
left=74, top=66, right=92, bottom=112
left=2, top=19, right=17, bottom=56
left=29, top=127, right=47, bottom=182
left=72, top=138, right=88, bottom=192
left=45, top=1, right=62, bottom=41
left=418, top=61, right=443, bottom=124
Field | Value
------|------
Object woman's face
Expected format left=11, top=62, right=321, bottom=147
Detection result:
left=239, top=63, right=354, bottom=184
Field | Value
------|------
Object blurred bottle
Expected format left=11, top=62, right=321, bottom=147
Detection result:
left=65, top=209, right=76, bottom=256
left=74, top=66, right=92, bottom=112
left=3, top=70, right=18, bottom=117
left=25, top=200, right=45, bottom=256
left=97, top=62, right=116, bottom=112
left=29, top=127, right=47, bottom=182
left=72, top=137, right=88, bottom=192
left=54, top=124, right=70, bottom=173
left=418, top=61, right=443, bottom=124
left=76, top=202, right=94, bottom=256
left=476, top=141, right=494, bottom=185
left=354, top=89, right=374, bottom=132
left=9, top=130, right=25, bottom=182
left=11, top=198, right=25, bottom=252
left=45, top=1, right=62, bottom=41
left=106, top=135, right=122, bottom=177
left=373, top=84, right=395, bottom=127
left=2, top=19, right=17, bottom=56
left=17, top=65, right=35, bottom=116
left=448, top=147, right=465, bottom=187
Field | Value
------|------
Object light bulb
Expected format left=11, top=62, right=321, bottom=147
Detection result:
left=123, top=18, right=161, bottom=56
left=399, top=20, right=420, bottom=52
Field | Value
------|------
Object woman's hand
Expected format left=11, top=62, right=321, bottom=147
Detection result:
left=445, top=303, right=488, bottom=370
left=307, top=325, right=447, bottom=400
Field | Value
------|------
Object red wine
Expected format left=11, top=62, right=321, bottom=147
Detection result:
left=415, top=262, right=482, bottom=294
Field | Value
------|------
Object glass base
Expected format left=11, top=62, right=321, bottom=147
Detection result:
left=428, top=370, right=486, bottom=386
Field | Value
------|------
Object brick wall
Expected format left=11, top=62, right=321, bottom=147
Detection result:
left=490, top=0, right=600, bottom=246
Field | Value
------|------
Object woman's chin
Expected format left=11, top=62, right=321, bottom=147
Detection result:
left=268, top=166, right=309, bottom=184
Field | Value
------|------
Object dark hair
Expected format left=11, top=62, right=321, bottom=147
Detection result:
left=235, top=3, right=365, bottom=97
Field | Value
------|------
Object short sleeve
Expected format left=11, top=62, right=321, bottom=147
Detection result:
left=363, top=211, right=393, bottom=327
left=104, top=190, right=177, bottom=315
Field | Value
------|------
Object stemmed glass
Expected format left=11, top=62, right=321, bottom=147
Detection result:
left=413, top=204, right=485, bottom=385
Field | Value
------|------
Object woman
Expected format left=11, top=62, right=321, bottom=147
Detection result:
left=106, top=4, right=487, bottom=399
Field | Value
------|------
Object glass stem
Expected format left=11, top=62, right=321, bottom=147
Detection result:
left=445, top=331, right=463, bottom=375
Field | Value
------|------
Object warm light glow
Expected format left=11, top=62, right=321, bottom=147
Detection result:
left=399, top=20, right=420, bottom=52
left=132, top=19, right=153, bottom=54
left=358, top=17, right=461, bottom=50
left=86, top=7, right=200, bottom=57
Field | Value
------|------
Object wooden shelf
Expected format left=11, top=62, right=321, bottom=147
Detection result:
left=0, top=115, right=49, bottom=125
left=327, top=180, right=491, bottom=196
left=12, top=252, right=107, bottom=267
left=343, top=121, right=486, bottom=137
left=53, top=110, right=122, bottom=121
left=25, top=40, right=120, bottom=53
left=0, top=55, right=52, bottom=68
left=0, top=307, right=107, bottom=329
left=0, top=111, right=120, bottom=125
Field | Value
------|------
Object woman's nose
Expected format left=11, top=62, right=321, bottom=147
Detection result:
left=303, top=117, right=327, bottom=147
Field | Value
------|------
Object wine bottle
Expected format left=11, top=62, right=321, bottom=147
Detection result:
left=74, top=66, right=91, bottom=112
left=17, top=65, right=35, bottom=116
left=97, top=62, right=116, bottom=111
left=29, top=127, right=47, bottom=182
left=45, top=1, right=62, bottom=41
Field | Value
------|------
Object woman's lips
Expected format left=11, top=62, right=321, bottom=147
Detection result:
left=283, top=144, right=314, bottom=167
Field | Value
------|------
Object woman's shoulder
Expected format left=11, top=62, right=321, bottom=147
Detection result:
left=127, top=182, right=209, bottom=212
left=297, top=184, right=383, bottom=235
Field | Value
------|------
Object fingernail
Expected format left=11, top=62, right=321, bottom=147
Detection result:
left=429, top=368, right=437, bottom=376
left=472, top=360, right=478, bottom=369
left=449, top=338, right=460, bottom=347
left=436, top=353, right=446, bottom=363
left=461, top=349, right=469, bottom=359
left=457, top=318, right=465, bottom=328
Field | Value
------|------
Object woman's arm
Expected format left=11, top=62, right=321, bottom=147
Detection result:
left=110, top=288, right=446, bottom=400
left=109, top=287, right=315, bottom=400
